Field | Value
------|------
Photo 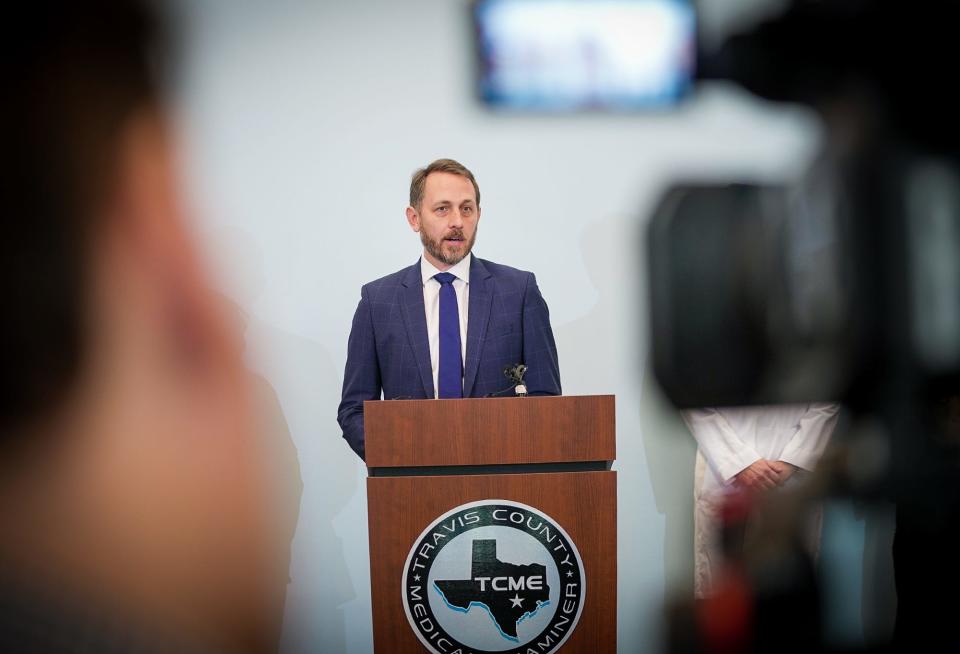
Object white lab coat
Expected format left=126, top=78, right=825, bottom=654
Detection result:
left=684, top=403, right=840, bottom=596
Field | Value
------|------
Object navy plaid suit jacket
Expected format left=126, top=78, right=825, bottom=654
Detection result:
left=337, top=256, right=561, bottom=459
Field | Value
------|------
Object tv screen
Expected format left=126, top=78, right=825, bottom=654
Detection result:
left=473, top=0, right=696, bottom=111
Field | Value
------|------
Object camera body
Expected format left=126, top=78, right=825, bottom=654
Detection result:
left=650, top=4, right=960, bottom=649
left=647, top=0, right=960, bottom=501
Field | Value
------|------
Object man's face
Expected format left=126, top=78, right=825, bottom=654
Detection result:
left=407, top=172, right=480, bottom=268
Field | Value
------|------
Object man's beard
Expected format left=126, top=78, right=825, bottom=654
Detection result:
left=421, top=227, right=476, bottom=266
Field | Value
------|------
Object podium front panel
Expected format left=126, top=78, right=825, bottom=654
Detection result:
left=367, top=471, right=616, bottom=653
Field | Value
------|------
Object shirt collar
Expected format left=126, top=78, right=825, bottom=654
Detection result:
left=421, top=252, right=472, bottom=286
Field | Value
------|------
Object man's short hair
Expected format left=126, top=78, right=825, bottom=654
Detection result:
left=409, top=158, right=481, bottom=211
left=0, top=1, right=162, bottom=438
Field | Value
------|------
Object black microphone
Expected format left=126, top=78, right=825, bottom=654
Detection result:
left=503, top=363, right=528, bottom=397
left=484, top=364, right=529, bottom=397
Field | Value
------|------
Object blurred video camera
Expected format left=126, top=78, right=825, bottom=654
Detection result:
left=645, top=2, right=960, bottom=651
left=647, top=0, right=960, bottom=500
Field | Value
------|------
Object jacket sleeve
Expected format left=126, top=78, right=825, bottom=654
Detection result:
left=778, top=403, right=840, bottom=471
left=683, top=408, right=762, bottom=483
left=336, top=286, right=382, bottom=459
left=521, top=272, right=561, bottom=396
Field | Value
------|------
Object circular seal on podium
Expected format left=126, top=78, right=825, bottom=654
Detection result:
left=402, top=499, right=586, bottom=654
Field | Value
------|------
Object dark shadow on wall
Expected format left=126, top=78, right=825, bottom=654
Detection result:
left=251, top=371, right=302, bottom=652
left=256, top=323, right=357, bottom=654
left=640, top=363, right=698, bottom=600
left=552, top=213, right=644, bottom=648
left=221, top=293, right=305, bottom=652
left=554, top=210, right=697, bottom=649
left=207, top=226, right=358, bottom=654
left=550, top=216, right=622, bottom=399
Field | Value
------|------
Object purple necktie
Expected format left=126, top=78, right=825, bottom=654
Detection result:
left=434, top=272, right=463, bottom=398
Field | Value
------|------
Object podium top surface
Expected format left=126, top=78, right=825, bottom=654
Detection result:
left=364, top=394, right=615, bottom=470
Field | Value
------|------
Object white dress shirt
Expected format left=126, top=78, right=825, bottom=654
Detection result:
left=421, top=253, right=471, bottom=398
left=684, top=403, right=839, bottom=495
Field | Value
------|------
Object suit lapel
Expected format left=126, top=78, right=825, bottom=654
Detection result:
left=399, top=260, right=435, bottom=398
left=463, top=256, right=493, bottom=397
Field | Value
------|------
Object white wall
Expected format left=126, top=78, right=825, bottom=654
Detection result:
left=173, top=2, right=820, bottom=651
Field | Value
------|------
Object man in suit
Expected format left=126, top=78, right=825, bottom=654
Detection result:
left=338, top=158, right=561, bottom=459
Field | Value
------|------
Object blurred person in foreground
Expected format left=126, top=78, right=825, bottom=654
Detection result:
left=684, top=405, right=839, bottom=598
left=0, top=2, right=284, bottom=652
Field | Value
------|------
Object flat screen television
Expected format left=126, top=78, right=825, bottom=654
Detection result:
left=473, top=0, right=696, bottom=111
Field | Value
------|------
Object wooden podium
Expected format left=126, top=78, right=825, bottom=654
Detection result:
left=365, top=395, right=616, bottom=653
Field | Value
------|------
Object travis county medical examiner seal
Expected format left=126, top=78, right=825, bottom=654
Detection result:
left=402, top=500, right=586, bottom=654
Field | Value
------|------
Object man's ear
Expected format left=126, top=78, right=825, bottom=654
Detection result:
left=405, top=206, right=421, bottom=233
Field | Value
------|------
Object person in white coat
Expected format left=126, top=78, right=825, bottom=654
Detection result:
left=684, top=404, right=840, bottom=597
